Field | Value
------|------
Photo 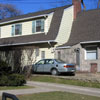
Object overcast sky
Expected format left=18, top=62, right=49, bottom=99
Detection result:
left=0, top=0, right=99, bottom=14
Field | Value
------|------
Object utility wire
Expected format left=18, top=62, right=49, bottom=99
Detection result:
left=0, top=0, right=71, bottom=4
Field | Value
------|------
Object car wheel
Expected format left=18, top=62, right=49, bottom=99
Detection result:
left=51, top=69, right=58, bottom=75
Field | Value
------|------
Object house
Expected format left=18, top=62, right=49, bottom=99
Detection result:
left=0, top=0, right=81, bottom=70
left=55, top=4, right=100, bottom=73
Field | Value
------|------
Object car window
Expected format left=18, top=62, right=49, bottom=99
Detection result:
left=45, top=59, right=54, bottom=64
left=37, top=60, right=45, bottom=65
left=49, top=60, right=54, bottom=64
left=55, top=59, right=65, bottom=63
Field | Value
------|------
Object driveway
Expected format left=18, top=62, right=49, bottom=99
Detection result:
left=0, top=81, right=100, bottom=97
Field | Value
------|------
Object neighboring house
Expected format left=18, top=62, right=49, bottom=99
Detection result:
left=56, top=5, right=100, bottom=72
left=0, top=0, right=80, bottom=69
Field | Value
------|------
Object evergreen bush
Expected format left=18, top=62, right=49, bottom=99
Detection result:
left=0, top=60, right=26, bottom=86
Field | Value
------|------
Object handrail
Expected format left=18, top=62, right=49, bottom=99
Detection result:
left=2, top=92, right=19, bottom=100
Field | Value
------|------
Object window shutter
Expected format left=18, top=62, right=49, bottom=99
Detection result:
left=11, top=25, right=15, bottom=36
left=32, top=21, right=35, bottom=33
left=41, top=19, right=44, bottom=32
left=19, top=24, right=22, bottom=35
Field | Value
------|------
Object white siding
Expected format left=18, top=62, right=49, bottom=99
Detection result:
left=0, top=13, right=54, bottom=38
left=22, top=21, right=32, bottom=35
left=55, top=6, right=74, bottom=45
left=1, top=25, right=12, bottom=38
left=36, top=48, right=55, bottom=62
left=45, top=12, right=54, bottom=35
left=20, top=47, right=55, bottom=65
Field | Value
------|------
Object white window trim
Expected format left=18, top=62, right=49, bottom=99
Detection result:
left=12, top=23, right=22, bottom=36
left=32, top=19, right=45, bottom=34
left=84, top=46, right=98, bottom=60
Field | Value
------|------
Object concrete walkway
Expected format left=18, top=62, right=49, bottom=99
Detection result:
left=0, top=86, right=57, bottom=96
left=0, top=81, right=100, bottom=97
left=27, top=81, right=100, bottom=97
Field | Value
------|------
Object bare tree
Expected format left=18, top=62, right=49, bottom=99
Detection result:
left=0, top=3, right=22, bottom=19
left=22, top=46, right=38, bottom=78
left=98, top=0, right=100, bottom=8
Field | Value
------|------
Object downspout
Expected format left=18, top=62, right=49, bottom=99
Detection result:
left=48, top=41, right=52, bottom=47
left=48, top=41, right=55, bottom=54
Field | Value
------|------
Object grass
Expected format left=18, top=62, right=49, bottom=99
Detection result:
left=29, top=75, right=100, bottom=88
left=8, top=91, right=100, bottom=100
left=0, top=85, right=34, bottom=90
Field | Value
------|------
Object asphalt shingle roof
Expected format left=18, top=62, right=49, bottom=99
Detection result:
left=0, top=5, right=72, bottom=46
left=61, top=8, right=100, bottom=47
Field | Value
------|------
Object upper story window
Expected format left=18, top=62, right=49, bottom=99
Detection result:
left=11, top=24, right=22, bottom=36
left=85, top=47, right=97, bottom=60
left=32, top=19, right=44, bottom=33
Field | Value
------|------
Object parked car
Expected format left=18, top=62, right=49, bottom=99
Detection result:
left=32, top=59, right=76, bottom=75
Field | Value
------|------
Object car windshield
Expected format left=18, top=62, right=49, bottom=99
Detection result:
left=55, top=59, right=65, bottom=63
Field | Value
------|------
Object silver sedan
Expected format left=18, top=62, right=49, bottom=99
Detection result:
left=32, top=59, right=76, bottom=75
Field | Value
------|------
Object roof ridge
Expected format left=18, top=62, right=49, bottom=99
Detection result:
left=0, top=4, right=72, bottom=23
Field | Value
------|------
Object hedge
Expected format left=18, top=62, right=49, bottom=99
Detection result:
left=0, top=74, right=26, bottom=86
left=0, top=60, right=26, bottom=86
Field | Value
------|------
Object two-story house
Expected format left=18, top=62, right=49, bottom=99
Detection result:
left=0, top=0, right=81, bottom=70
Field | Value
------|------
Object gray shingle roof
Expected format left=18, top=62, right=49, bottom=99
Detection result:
left=0, top=5, right=72, bottom=47
left=61, top=8, right=100, bottom=47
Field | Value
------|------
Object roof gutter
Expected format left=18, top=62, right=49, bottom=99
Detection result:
left=56, top=46, right=71, bottom=49
left=80, top=40, right=100, bottom=44
left=0, top=14, right=48, bottom=25
left=0, top=40, right=56, bottom=47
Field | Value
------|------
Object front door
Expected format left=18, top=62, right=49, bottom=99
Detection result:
left=90, top=63, right=97, bottom=73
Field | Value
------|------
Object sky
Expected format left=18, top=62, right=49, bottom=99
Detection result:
left=0, top=0, right=99, bottom=14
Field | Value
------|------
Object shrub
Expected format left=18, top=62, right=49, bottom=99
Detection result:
left=0, top=60, right=12, bottom=75
left=8, top=74, right=26, bottom=86
left=0, top=74, right=26, bottom=86
left=0, top=75, right=9, bottom=86
left=0, top=60, right=26, bottom=86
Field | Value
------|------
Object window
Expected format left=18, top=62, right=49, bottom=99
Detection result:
left=85, top=47, right=97, bottom=60
left=11, top=24, right=22, bottom=36
left=41, top=51, right=45, bottom=59
left=32, top=19, right=44, bottom=33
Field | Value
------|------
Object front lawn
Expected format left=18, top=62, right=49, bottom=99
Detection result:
left=0, top=86, right=34, bottom=90
left=14, top=92, right=100, bottom=100
left=29, top=75, right=100, bottom=88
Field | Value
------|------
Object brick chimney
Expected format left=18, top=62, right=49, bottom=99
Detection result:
left=73, top=0, right=81, bottom=20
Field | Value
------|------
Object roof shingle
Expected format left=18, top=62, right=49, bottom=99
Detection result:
left=61, top=9, right=100, bottom=47
left=0, top=5, right=72, bottom=46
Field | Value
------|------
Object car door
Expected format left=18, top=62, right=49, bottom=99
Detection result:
left=35, top=60, right=45, bottom=72
left=43, top=59, right=54, bottom=72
